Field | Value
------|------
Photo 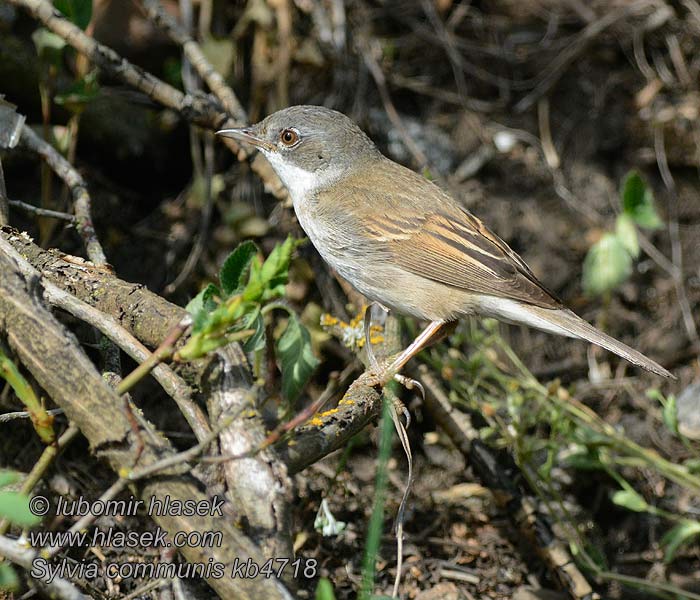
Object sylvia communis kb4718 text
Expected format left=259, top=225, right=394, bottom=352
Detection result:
left=218, top=106, right=671, bottom=380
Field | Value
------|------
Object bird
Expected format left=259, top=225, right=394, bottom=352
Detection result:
left=217, top=105, right=672, bottom=380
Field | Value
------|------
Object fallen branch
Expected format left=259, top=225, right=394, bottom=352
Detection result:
left=0, top=247, right=294, bottom=599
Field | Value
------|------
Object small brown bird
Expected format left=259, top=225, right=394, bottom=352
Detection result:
left=218, top=106, right=672, bottom=380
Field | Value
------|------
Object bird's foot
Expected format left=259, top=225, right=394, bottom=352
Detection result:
left=363, top=364, right=425, bottom=404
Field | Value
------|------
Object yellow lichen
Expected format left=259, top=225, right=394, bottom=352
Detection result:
left=320, top=314, right=339, bottom=326
left=318, top=407, right=339, bottom=418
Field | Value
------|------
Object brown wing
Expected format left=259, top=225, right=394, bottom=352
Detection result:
left=364, top=205, right=563, bottom=310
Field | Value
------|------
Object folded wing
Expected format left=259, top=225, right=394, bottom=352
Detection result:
left=371, top=207, right=563, bottom=310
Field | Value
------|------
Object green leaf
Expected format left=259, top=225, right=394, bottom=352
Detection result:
left=220, top=241, right=259, bottom=296
left=315, top=577, right=337, bottom=600
left=621, top=171, right=663, bottom=230
left=662, top=394, right=678, bottom=435
left=242, top=309, right=266, bottom=353
left=564, top=448, right=604, bottom=471
left=611, top=489, right=648, bottom=513
left=276, top=314, right=319, bottom=403
left=186, top=283, right=219, bottom=315
left=257, top=236, right=299, bottom=300
left=0, top=492, right=42, bottom=526
left=661, top=520, right=700, bottom=563
left=32, top=28, right=66, bottom=63
left=582, top=233, right=632, bottom=297
left=0, top=562, right=19, bottom=592
left=647, top=390, right=679, bottom=435
left=54, top=70, right=100, bottom=113
left=683, top=458, right=700, bottom=474
left=0, top=470, right=22, bottom=490
left=186, top=283, right=220, bottom=333
left=614, top=214, right=639, bottom=258
left=54, top=0, right=93, bottom=30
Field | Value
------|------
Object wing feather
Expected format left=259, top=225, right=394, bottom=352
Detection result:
left=378, top=210, right=562, bottom=309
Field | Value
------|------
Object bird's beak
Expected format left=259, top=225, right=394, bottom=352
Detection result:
left=216, top=127, right=275, bottom=152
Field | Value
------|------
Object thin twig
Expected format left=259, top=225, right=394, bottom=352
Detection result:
left=163, top=1, right=216, bottom=295
left=515, top=0, right=656, bottom=112
left=538, top=97, right=560, bottom=169
left=653, top=123, right=700, bottom=345
left=0, top=407, right=63, bottom=422
left=19, top=125, right=107, bottom=266
left=358, top=36, right=431, bottom=171
left=419, top=0, right=470, bottom=102
left=165, top=147, right=214, bottom=295
left=8, top=198, right=76, bottom=222
left=116, top=317, right=191, bottom=395
left=387, top=387, right=413, bottom=599
left=270, top=0, right=292, bottom=107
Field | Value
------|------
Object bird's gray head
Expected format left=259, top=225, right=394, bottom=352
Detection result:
left=217, top=105, right=380, bottom=200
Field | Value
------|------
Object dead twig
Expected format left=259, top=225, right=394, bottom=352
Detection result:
left=358, top=35, right=431, bottom=171
left=0, top=245, right=294, bottom=600
left=7, top=198, right=76, bottom=222
left=515, top=0, right=658, bottom=112
left=8, top=0, right=221, bottom=128
left=538, top=97, right=560, bottom=169
left=0, top=226, right=400, bottom=471
left=653, top=122, right=700, bottom=345
left=20, top=125, right=107, bottom=266
left=139, top=0, right=246, bottom=122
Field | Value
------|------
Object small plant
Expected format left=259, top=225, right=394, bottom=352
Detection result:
left=0, top=471, right=42, bottom=591
left=582, top=171, right=663, bottom=297
left=178, top=237, right=319, bottom=403
left=0, top=350, right=55, bottom=445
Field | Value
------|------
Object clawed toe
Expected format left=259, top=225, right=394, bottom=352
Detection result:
left=393, top=374, right=425, bottom=401
left=362, top=367, right=425, bottom=408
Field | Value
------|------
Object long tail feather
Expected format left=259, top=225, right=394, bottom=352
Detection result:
left=525, top=306, right=673, bottom=378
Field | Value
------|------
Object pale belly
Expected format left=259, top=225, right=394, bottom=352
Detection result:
left=293, top=198, right=473, bottom=322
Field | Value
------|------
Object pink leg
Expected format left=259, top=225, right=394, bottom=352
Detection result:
left=380, top=320, right=447, bottom=382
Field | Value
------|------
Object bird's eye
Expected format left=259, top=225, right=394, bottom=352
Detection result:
left=279, top=128, right=299, bottom=146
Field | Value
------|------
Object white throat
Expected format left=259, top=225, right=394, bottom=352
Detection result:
left=262, top=151, right=340, bottom=203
